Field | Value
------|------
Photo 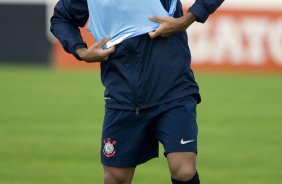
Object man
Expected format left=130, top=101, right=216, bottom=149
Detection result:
left=50, top=0, right=224, bottom=183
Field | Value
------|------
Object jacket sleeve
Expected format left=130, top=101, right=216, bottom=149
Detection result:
left=188, top=0, right=225, bottom=23
left=50, top=0, right=89, bottom=60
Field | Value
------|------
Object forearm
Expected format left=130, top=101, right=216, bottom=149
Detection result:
left=179, top=12, right=198, bottom=30
left=188, top=0, right=225, bottom=23
left=50, top=21, right=87, bottom=60
left=50, top=0, right=89, bottom=60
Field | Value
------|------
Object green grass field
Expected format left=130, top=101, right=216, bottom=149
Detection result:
left=0, top=67, right=282, bottom=184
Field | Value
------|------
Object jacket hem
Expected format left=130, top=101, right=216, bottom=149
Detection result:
left=105, top=90, right=201, bottom=111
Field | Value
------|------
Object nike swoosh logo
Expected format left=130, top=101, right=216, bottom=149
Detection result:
left=180, top=139, right=195, bottom=144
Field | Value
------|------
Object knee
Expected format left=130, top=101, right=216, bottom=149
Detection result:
left=104, top=170, right=132, bottom=184
left=168, top=152, right=197, bottom=182
left=170, top=164, right=196, bottom=182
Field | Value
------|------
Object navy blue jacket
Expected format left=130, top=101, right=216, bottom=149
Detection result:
left=50, top=0, right=224, bottom=111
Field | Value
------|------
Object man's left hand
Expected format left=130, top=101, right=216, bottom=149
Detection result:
left=148, top=12, right=197, bottom=39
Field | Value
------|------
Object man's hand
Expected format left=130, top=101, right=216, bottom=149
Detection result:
left=148, top=12, right=197, bottom=39
left=76, top=36, right=115, bottom=62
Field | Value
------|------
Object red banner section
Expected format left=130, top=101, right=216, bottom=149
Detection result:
left=189, top=9, right=282, bottom=72
left=53, top=8, right=282, bottom=72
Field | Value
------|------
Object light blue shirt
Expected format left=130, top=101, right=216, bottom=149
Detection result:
left=87, top=0, right=177, bottom=48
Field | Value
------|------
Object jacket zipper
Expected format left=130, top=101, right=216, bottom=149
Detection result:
left=132, top=61, right=140, bottom=115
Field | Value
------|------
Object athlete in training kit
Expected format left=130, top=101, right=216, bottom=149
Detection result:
left=50, top=0, right=224, bottom=183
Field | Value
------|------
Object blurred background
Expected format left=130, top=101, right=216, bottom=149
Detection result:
left=0, top=0, right=281, bottom=183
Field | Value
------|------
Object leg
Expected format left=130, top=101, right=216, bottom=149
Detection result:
left=167, top=152, right=199, bottom=183
left=153, top=95, right=200, bottom=183
left=101, top=109, right=159, bottom=183
left=104, top=166, right=135, bottom=184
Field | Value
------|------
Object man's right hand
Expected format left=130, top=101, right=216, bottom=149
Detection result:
left=76, top=36, right=115, bottom=63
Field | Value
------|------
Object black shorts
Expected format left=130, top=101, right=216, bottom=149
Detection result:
left=101, top=95, right=198, bottom=168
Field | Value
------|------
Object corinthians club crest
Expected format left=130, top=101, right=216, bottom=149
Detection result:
left=103, top=138, right=117, bottom=158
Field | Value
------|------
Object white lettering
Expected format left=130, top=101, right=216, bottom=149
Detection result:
left=268, top=19, right=282, bottom=65
left=212, top=17, right=245, bottom=64
left=242, top=18, right=268, bottom=65
left=187, top=22, right=211, bottom=63
left=189, top=14, right=282, bottom=68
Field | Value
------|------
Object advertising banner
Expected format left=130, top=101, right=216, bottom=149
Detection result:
left=52, top=0, right=282, bottom=72
left=186, top=0, right=282, bottom=72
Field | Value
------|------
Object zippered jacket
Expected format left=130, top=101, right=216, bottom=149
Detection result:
left=50, top=0, right=224, bottom=111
